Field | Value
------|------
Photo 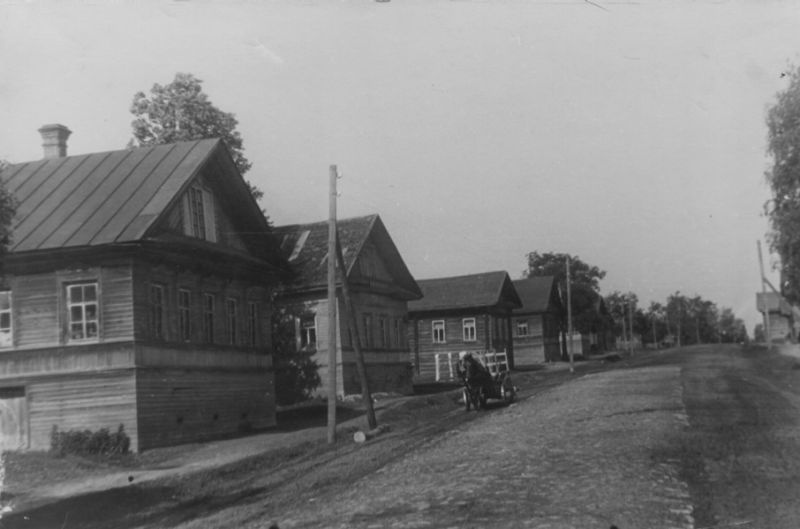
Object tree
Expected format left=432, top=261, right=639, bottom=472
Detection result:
left=605, top=291, right=637, bottom=346
left=271, top=304, right=321, bottom=406
left=718, top=307, right=748, bottom=343
left=0, top=160, right=17, bottom=271
left=129, top=73, right=264, bottom=202
left=524, top=252, right=610, bottom=353
left=765, top=64, right=800, bottom=302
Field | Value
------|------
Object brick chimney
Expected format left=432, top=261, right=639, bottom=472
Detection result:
left=38, top=124, right=72, bottom=159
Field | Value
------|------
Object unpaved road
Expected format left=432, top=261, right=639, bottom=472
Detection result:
left=5, top=345, right=800, bottom=529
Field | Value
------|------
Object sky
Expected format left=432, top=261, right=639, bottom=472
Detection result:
left=1, top=0, right=798, bottom=333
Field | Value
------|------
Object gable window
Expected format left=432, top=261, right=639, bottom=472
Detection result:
left=203, top=293, right=215, bottom=343
left=178, top=290, right=191, bottom=342
left=184, top=186, right=217, bottom=242
left=226, top=298, right=238, bottom=345
left=247, top=302, right=258, bottom=346
left=432, top=320, right=446, bottom=344
left=516, top=320, right=529, bottom=337
left=0, top=291, right=11, bottom=348
left=67, top=283, right=99, bottom=341
left=149, top=284, right=165, bottom=339
left=463, top=318, right=477, bottom=342
left=300, top=316, right=316, bottom=349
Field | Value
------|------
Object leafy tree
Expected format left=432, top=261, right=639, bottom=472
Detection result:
left=645, top=301, right=668, bottom=347
left=718, top=307, right=748, bottom=343
left=753, top=323, right=765, bottom=343
left=605, top=290, right=638, bottom=344
left=524, top=252, right=610, bottom=353
left=0, top=160, right=17, bottom=270
left=765, top=64, right=800, bottom=302
left=129, top=73, right=264, bottom=202
left=271, top=304, right=321, bottom=406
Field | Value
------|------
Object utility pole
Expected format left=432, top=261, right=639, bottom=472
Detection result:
left=652, top=314, right=657, bottom=349
left=335, top=235, right=378, bottom=430
left=757, top=240, right=771, bottom=349
left=327, top=165, right=338, bottom=444
left=566, top=256, right=574, bottom=373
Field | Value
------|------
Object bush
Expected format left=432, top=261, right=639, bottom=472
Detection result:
left=50, top=424, right=131, bottom=457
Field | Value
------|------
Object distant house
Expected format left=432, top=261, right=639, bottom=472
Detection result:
left=407, top=271, right=522, bottom=383
left=273, top=214, right=422, bottom=397
left=0, top=125, right=283, bottom=451
left=511, top=276, right=563, bottom=365
left=756, top=291, right=797, bottom=343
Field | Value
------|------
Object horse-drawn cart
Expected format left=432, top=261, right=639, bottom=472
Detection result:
left=456, top=351, right=516, bottom=410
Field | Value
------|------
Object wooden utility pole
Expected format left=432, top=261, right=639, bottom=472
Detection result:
left=566, top=256, right=574, bottom=373
left=327, top=165, right=338, bottom=444
left=758, top=240, right=771, bottom=348
left=652, top=315, right=657, bottom=349
left=335, top=235, right=378, bottom=430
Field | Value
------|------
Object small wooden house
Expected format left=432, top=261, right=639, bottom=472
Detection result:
left=273, top=214, right=422, bottom=397
left=407, top=271, right=522, bottom=383
left=0, top=126, right=283, bottom=451
left=511, top=276, right=563, bottom=365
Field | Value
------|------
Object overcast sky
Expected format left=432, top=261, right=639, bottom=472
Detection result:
left=1, top=0, right=798, bottom=332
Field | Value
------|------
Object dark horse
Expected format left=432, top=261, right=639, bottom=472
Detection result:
left=456, top=353, right=494, bottom=410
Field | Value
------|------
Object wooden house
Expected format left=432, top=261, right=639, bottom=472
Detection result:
left=0, top=125, right=283, bottom=451
left=756, top=291, right=797, bottom=343
left=273, top=214, right=422, bottom=397
left=511, top=276, right=563, bottom=365
left=407, top=271, right=522, bottom=383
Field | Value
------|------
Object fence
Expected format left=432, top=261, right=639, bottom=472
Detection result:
left=434, top=349, right=509, bottom=382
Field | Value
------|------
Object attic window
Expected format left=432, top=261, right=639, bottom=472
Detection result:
left=183, top=186, right=217, bottom=242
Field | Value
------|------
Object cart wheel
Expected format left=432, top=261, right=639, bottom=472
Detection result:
left=502, top=383, right=516, bottom=404
left=463, top=388, right=471, bottom=411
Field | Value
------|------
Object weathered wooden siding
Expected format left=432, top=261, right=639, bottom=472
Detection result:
left=513, top=313, right=562, bottom=366
left=12, top=273, right=59, bottom=347
left=136, top=367, right=274, bottom=450
left=409, top=312, right=514, bottom=383
left=27, top=369, right=138, bottom=451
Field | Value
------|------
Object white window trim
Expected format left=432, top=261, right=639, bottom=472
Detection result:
left=226, top=298, right=238, bottom=345
left=0, top=291, right=12, bottom=349
left=301, top=315, right=317, bottom=349
left=66, top=282, right=100, bottom=343
left=178, top=289, right=192, bottom=342
left=462, top=318, right=477, bottom=342
left=432, top=320, right=446, bottom=344
left=183, top=185, right=217, bottom=243
left=516, top=320, right=529, bottom=337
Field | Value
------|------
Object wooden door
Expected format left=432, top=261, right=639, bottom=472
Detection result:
left=0, top=387, right=27, bottom=451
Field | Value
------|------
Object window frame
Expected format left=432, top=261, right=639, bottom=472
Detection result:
left=462, top=317, right=477, bottom=342
left=432, top=320, right=446, bottom=344
left=300, top=315, right=317, bottom=349
left=247, top=302, right=258, bottom=347
left=66, top=282, right=100, bottom=343
left=516, top=319, right=529, bottom=337
left=0, top=291, right=12, bottom=348
left=226, top=298, right=238, bottom=345
left=363, top=313, right=373, bottom=348
left=178, top=289, right=191, bottom=342
left=203, top=293, right=215, bottom=343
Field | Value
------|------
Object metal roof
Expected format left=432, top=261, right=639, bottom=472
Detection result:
left=512, top=276, right=562, bottom=314
left=408, top=271, right=522, bottom=313
left=1, top=139, right=222, bottom=252
left=273, top=214, right=422, bottom=299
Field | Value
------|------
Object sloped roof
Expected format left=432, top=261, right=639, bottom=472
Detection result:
left=756, top=291, right=795, bottom=316
left=0, top=138, right=256, bottom=253
left=512, top=276, right=562, bottom=314
left=273, top=214, right=421, bottom=299
left=408, top=271, right=522, bottom=313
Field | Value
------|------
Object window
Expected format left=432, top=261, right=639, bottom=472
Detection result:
left=363, top=314, right=373, bottom=348
left=149, top=285, right=165, bottom=339
left=226, top=298, right=238, bottom=345
left=0, top=291, right=11, bottom=348
left=300, top=316, right=316, bottom=349
left=463, top=318, right=476, bottom=342
left=379, top=317, right=389, bottom=348
left=516, top=320, right=529, bottom=337
left=393, top=319, right=401, bottom=348
left=247, top=302, right=258, bottom=346
left=432, top=320, right=446, bottom=344
left=203, top=294, right=215, bottom=343
left=184, top=186, right=217, bottom=242
left=178, top=290, right=191, bottom=341
left=67, top=283, right=99, bottom=341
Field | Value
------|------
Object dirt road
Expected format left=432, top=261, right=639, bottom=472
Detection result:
left=5, top=345, right=800, bottom=528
